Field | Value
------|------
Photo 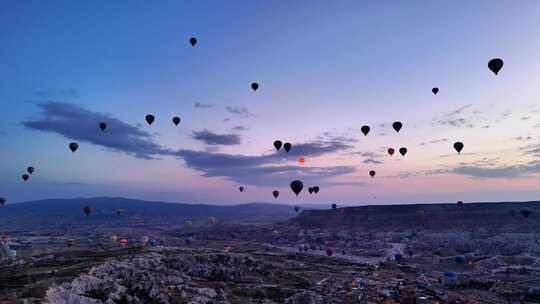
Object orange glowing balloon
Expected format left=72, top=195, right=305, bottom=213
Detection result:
left=298, top=156, right=305, bottom=164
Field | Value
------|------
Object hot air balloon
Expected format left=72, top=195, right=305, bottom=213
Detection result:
left=457, top=201, right=464, bottom=207
left=520, top=209, right=531, bottom=219
left=453, top=142, right=464, bottom=154
left=298, top=156, right=305, bottom=164
left=283, top=142, right=292, bottom=153
left=116, top=209, right=124, bottom=215
left=273, top=140, right=282, bottom=151
left=312, top=186, right=320, bottom=194
left=251, top=82, right=259, bottom=91
left=239, top=186, right=244, bottom=192
left=69, top=142, right=79, bottom=152
left=22, top=174, right=29, bottom=181
left=399, top=147, right=407, bottom=156
left=488, top=58, right=503, bottom=75
left=432, top=87, right=439, bottom=95
left=83, top=206, right=92, bottom=216
left=308, top=187, right=314, bottom=194
left=388, top=148, right=395, bottom=156
left=325, top=247, right=334, bottom=257
left=189, top=37, right=197, bottom=46
left=331, top=203, right=337, bottom=210
left=27, top=166, right=35, bottom=175
left=0, top=198, right=5, bottom=206
left=392, top=121, right=402, bottom=133
left=99, top=122, right=107, bottom=131
left=172, top=117, right=181, bottom=126
left=290, top=180, right=303, bottom=196
left=369, top=170, right=376, bottom=178
left=145, top=114, right=155, bottom=125
left=272, top=190, right=279, bottom=199
left=361, top=125, right=370, bottom=136
left=208, top=216, right=216, bottom=225
left=294, top=206, right=300, bottom=212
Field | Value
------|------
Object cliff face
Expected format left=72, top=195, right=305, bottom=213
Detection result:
left=290, top=202, right=540, bottom=232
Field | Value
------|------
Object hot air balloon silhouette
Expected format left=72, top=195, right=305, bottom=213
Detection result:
left=99, top=122, right=107, bottom=131
left=432, top=87, right=439, bottom=95
left=83, top=206, right=92, bottom=216
left=392, top=121, right=403, bottom=133
left=27, top=167, right=35, bottom=174
left=22, top=174, right=29, bottom=181
left=251, top=82, right=259, bottom=91
left=387, top=148, right=395, bottom=156
left=283, top=142, right=292, bottom=153
left=290, top=180, right=303, bottom=196
left=453, top=142, right=464, bottom=154
left=145, top=114, right=155, bottom=126
left=172, top=117, right=181, bottom=126
left=488, top=58, right=503, bottom=75
left=369, top=170, right=376, bottom=178
left=312, top=186, right=320, bottom=194
left=361, top=125, right=370, bottom=136
left=273, top=140, right=282, bottom=151
left=239, top=186, right=245, bottom=193
left=69, top=142, right=79, bottom=153
left=294, top=206, right=300, bottom=212
left=272, top=190, right=279, bottom=199
left=399, top=147, right=407, bottom=156
left=0, top=198, right=6, bottom=206
left=189, top=37, right=197, bottom=46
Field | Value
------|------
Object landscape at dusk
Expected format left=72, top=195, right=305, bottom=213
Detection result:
left=1, top=1, right=540, bottom=303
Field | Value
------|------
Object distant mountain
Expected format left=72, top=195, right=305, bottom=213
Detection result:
left=0, top=197, right=314, bottom=229
left=290, top=201, right=540, bottom=232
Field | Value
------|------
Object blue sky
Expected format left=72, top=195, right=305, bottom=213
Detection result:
left=1, top=1, right=540, bottom=204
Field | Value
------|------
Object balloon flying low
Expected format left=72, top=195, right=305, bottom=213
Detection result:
left=83, top=206, right=92, bottom=216
left=294, top=206, right=300, bottom=212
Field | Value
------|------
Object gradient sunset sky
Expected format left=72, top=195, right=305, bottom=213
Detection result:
left=1, top=1, right=540, bottom=204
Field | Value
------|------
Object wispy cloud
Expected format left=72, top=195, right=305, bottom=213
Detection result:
left=232, top=125, right=249, bottom=132
left=225, top=105, right=254, bottom=118
left=22, top=102, right=169, bottom=159
left=192, top=130, right=241, bottom=146
left=194, top=102, right=214, bottom=109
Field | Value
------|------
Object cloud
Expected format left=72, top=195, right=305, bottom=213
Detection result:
left=23, top=102, right=355, bottom=186
left=225, top=106, right=254, bottom=118
left=451, top=163, right=540, bottom=178
left=175, top=148, right=355, bottom=186
left=432, top=104, right=476, bottom=128
left=521, top=116, right=531, bottom=121
left=444, top=104, right=472, bottom=117
left=22, top=102, right=169, bottom=159
left=363, top=158, right=383, bottom=164
left=419, top=138, right=448, bottom=146
left=192, top=130, right=241, bottom=146
left=194, top=102, right=214, bottom=109
left=232, top=125, right=249, bottom=132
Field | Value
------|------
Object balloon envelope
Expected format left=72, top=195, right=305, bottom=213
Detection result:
left=457, top=201, right=464, bottom=207
left=308, top=187, right=313, bottom=194
left=453, top=142, right=464, bottom=153
left=251, top=82, right=259, bottom=91
left=488, top=58, right=503, bottom=75
left=399, top=147, right=407, bottom=156
left=294, top=206, right=300, bottom=212
left=27, top=167, right=35, bottom=174
left=172, top=117, right=181, bottom=126
left=189, top=37, right=197, bottom=46
left=273, top=140, right=282, bottom=151
left=361, top=125, right=370, bottom=136
left=432, top=87, right=439, bottom=95
left=290, top=180, right=303, bottom=196
left=0, top=198, right=5, bottom=206
left=388, top=148, right=395, bottom=156
left=145, top=114, right=155, bottom=125
left=283, top=142, right=292, bottom=153
left=392, top=121, right=403, bottom=132
left=99, top=122, right=107, bottom=131
left=69, top=142, right=79, bottom=152
left=331, top=203, right=337, bottom=210
left=239, top=186, right=244, bottom=192
left=312, top=186, right=320, bottom=194
left=22, top=174, right=29, bottom=181
left=272, top=190, right=279, bottom=199
left=83, top=206, right=92, bottom=216
left=369, top=170, right=376, bottom=177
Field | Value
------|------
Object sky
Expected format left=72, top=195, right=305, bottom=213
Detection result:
left=1, top=1, right=540, bottom=205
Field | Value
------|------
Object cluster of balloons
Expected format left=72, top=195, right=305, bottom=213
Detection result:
left=308, top=186, right=320, bottom=194
left=21, top=166, right=35, bottom=182
left=273, top=140, right=292, bottom=153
